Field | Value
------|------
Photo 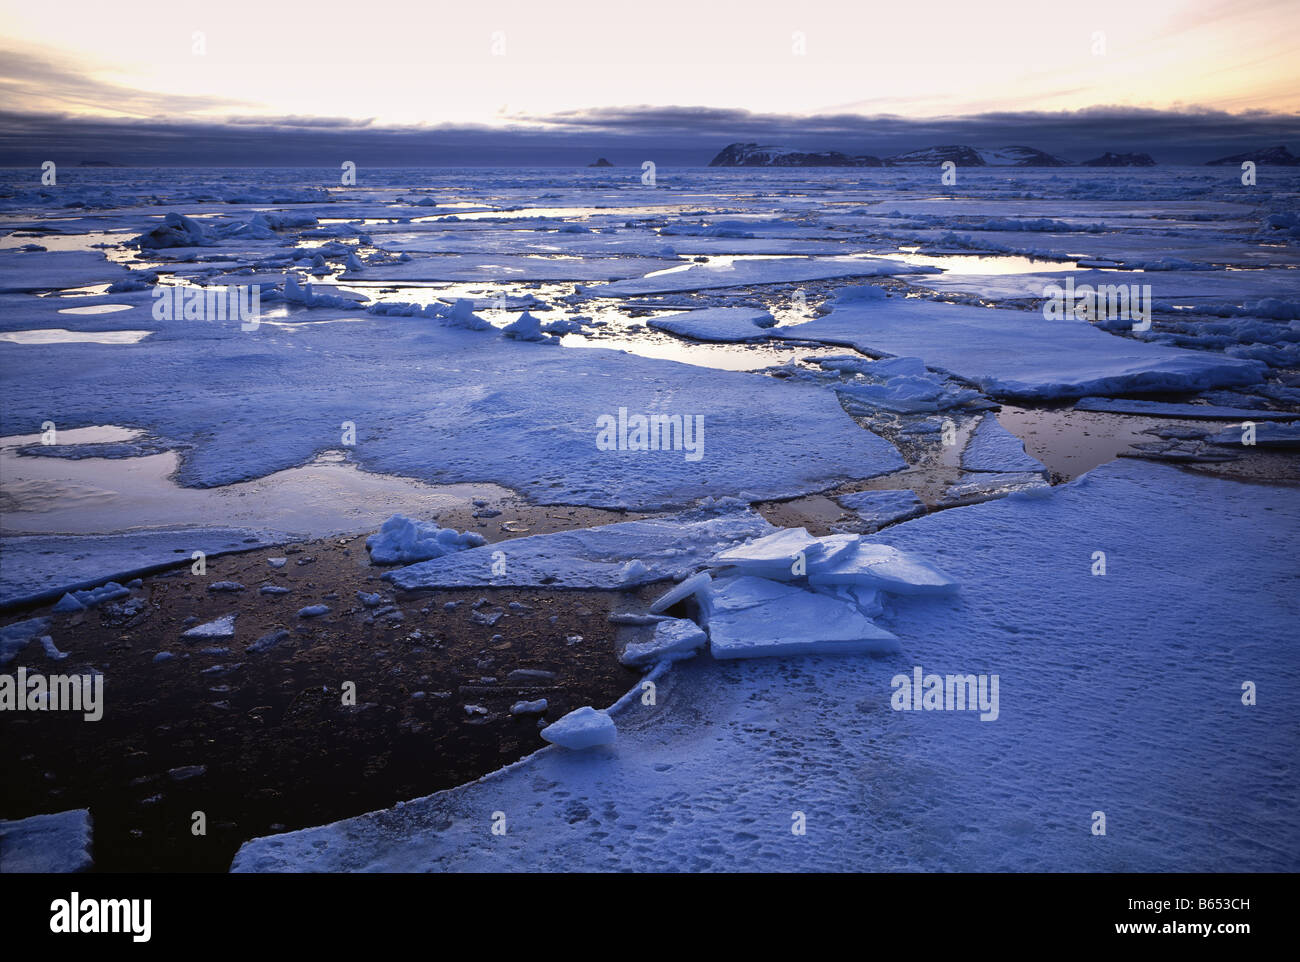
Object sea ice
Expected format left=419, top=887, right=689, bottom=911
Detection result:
left=961, top=414, right=1047, bottom=473
left=0, top=809, right=93, bottom=873
left=540, top=707, right=617, bottom=750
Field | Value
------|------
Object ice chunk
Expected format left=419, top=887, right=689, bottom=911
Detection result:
left=962, top=414, right=1046, bottom=474
left=540, top=706, right=617, bottom=750
left=648, top=571, right=712, bottom=613
left=510, top=699, right=548, bottom=715
left=0, top=809, right=93, bottom=873
left=806, top=543, right=959, bottom=596
left=619, top=618, right=709, bottom=667
left=365, top=515, right=487, bottom=565
left=710, top=528, right=821, bottom=579
left=647, top=307, right=777, bottom=343
left=501, top=311, right=551, bottom=342
left=0, top=617, right=51, bottom=668
left=181, top=613, right=237, bottom=640
left=702, top=576, right=899, bottom=658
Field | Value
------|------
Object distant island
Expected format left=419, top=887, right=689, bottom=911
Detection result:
left=587, top=158, right=614, bottom=167
left=1205, top=144, right=1298, bottom=166
left=1080, top=152, right=1156, bottom=167
left=709, top=142, right=1068, bottom=167
left=708, top=141, right=1298, bottom=167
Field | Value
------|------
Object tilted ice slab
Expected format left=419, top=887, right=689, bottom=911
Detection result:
left=773, top=296, right=1265, bottom=399
left=647, top=307, right=776, bottom=342
left=387, top=504, right=774, bottom=592
left=0, top=809, right=94, bottom=873
left=702, top=575, right=900, bottom=659
left=0, top=527, right=288, bottom=609
left=586, top=256, right=935, bottom=296
left=0, top=250, right=134, bottom=293
left=230, top=460, right=1300, bottom=872
left=961, top=413, right=1046, bottom=473
left=1, top=317, right=905, bottom=510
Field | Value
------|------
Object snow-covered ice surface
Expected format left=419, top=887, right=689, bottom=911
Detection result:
left=961, top=413, right=1048, bottom=473
left=776, top=294, right=1266, bottom=399
left=0, top=809, right=94, bottom=873
left=2, top=167, right=1297, bottom=872
left=0, top=527, right=288, bottom=609
left=232, top=460, right=1299, bottom=871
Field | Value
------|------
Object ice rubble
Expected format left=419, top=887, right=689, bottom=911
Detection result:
left=774, top=289, right=1265, bottom=399
left=337, top=254, right=681, bottom=283
left=51, top=581, right=130, bottom=612
left=386, top=503, right=774, bottom=591
left=961, top=414, right=1047, bottom=474
left=364, top=515, right=486, bottom=565
left=233, top=459, right=1300, bottom=872
left=0, top=809, right=94, bottom=873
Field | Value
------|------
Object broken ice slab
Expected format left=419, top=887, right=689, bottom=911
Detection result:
left=0, top=527, right=290, bottom=611
left=835, top=489, right=926, bottom=530
left=648, top=571, right=712, bottom=613
left=0, top=808, right=94, bottom=873
left=805, top=542, right=960, bottom=596
left=709, top=527, right=822, bottom=578
left=0, top=617, right=51, bottom=668
left=387, top=504, right=773, bottom=591
left=1206, top=421, right=1300, bottom=448
left=647, top=306, right=777, bottom=343
left=1073, top=396, right=1300, bottom=420
left=773, top=296, right=1265, bottom=400
left=619, top=618, right=709, bottom=667
left=961, top=413, right=1047, bottom=474
left=540, top=706, right=617, bottom=750
left=941, top=472, right=1051, bottom=506
left=702, top=576, right=899, bottom=659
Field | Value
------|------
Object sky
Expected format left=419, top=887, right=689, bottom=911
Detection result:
left=1, top=0, right=1297, bottom=164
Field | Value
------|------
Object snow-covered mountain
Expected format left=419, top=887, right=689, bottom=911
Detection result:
left=708, top=143, right=882, bottom=167
left=1206, top=144, right=1298, bottom=166
left=885, top=144, right=1070, bottom=166
left=1081, top=151, right=1156, bottom=167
